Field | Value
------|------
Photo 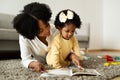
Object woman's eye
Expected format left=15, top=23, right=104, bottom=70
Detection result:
left=46, top=23, right=50, bottom=27
left=65, top=30, right=69, bottom=33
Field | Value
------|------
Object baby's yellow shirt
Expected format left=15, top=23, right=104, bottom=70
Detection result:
left=46, top=34, right=82, bottom=68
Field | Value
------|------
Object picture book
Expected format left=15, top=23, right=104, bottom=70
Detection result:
left=40, top=68, right=101, bottom=77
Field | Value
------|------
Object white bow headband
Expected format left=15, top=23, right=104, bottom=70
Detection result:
left=59, top=10, right=74, bottom=23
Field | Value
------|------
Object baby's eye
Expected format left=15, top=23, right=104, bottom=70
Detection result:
left=72, top=30, right=75, bottom=33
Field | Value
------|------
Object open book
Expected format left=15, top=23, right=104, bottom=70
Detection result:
left=40, top=68, right=101, bottom=77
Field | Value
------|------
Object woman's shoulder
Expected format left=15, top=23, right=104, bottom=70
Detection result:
left=19, top=35, right=37, bottom=43
left=19, top=35, right=30, bottom=41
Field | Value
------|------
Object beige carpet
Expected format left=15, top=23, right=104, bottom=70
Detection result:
left=0, top=56, right=120, bottom=80
left=111, top=76, right=120, bottom=80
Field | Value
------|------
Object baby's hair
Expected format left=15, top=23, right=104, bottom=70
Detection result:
left=13, top=2, right=52, bottom=39
left=54, top=9, right=82, bottom=29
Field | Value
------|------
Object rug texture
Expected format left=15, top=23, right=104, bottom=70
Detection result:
left=0, top=56, right=120, bottom=80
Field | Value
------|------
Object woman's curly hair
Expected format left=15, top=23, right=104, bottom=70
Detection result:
left=13, top=2, right=52, bottom=39
left=54, top=9, right=81, bottom=29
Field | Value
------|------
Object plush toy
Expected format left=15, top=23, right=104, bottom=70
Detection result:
left=114, top=56, right=120, bottom=62
left=102, top=55, right=120, bottom=66
left=104, top=61, right=120, bottom=66
left=102, top=55, right=113, bottom=62
left=104, top=62, right=110, bottom=66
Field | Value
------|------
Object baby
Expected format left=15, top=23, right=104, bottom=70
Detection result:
left=46, top=9, right=83, bottom=69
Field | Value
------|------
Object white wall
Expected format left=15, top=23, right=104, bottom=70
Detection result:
left=103, top=0, right=120, bottom=49
left=0, top=0, right=105, bottom=49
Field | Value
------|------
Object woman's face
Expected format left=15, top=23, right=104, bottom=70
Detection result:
left=59, top=23, right=75, bottom=40
left=38, top=20, right=50, bottom=37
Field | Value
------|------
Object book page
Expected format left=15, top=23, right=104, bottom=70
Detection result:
left=72, top=68, right=101, bottom=76
left=40, top=68, right=72, bottom=77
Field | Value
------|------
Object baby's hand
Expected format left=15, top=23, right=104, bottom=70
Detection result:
left=77, top=66, right=85, bottom=71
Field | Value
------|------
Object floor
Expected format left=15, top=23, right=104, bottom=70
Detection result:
left=86, top=50, right=120, bottom=80
left=0, top=50, right=120, bottom=80
left=112, top=77, right=120, bottom=80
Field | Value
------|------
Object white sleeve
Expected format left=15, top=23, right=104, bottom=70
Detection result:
left=19, top=35, right=37, bottom=68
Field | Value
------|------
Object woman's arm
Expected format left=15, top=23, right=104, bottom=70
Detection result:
left=19, top=35, right=36, bottom=68
left=19, top=35, right=46, bottom=72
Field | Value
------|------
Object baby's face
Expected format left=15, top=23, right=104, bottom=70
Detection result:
left=60, top=23, right=75, bottom=40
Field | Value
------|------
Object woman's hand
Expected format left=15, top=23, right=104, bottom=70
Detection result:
left=28, top=61, right=46, bottom=72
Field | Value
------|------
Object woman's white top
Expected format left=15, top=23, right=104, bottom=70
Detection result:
left=19, top=25, right=58, bottom=68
